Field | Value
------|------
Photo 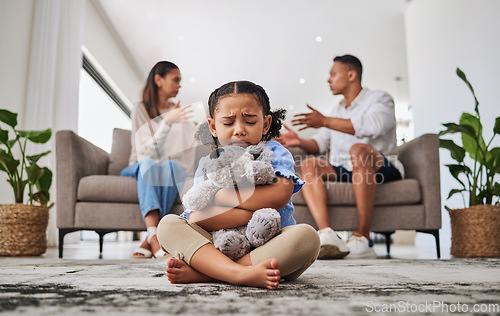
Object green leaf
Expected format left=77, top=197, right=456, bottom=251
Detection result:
left=0, top=127, right=8, bottom=145
left=460, top=113, right=488, bottom=162
left=32, top=167, right=52, bottom=206
left=26, top=164, right=44, bottom=185
left=447, top=189, right=465, bottom=200
left=8, top=139, right=16, bottom=148
left=32, top=191, right=50, bottom=207
left=486, top=147, right=500, bottom=175
left=17, top=128, right=52, bottom=144
left=456, top=68, right=479, bottom=114
left=0, top=149, right=20, bottom=176
left=494, top=117, right=500, bottom=135
left=440, top=139, right=466, bottom=162
left=476, top=184, right=499, bottom=204
left=27, top=150, right=51, bottom=165
left=0, top=109, right=18, bottom=128
left=493, top=182, right=500, bottom=196
left=439, top=122, right=476, bottom=137
left=445, top=164, right=471, bottom=188
left=36, top=167, right=52, bottom=192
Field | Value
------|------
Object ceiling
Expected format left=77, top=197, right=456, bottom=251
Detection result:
left=97, top=0, right=410, bottom=127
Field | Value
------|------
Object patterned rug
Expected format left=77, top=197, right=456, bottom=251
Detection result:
left=1, top=258, right=499, bottom=315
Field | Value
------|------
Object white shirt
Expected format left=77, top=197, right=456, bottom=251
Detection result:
left=311, top=88, right=404, bottom=177
left=130, top=102, right=199, bottom=175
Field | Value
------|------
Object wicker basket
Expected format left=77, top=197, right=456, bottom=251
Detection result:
left=447, top=204, right=500, bottom=258
left=0, top=204, right=49, bottom=256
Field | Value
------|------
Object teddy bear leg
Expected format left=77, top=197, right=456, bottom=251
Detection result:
left=246, top=208, right=281, bottom=247
left=212, top=227, right=251, bottom=260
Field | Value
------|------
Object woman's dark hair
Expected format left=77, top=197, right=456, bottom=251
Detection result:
left=142, top=61, right=179, bottom=119
left=196, top=81, right=286, bottom=146
left=334, top=54, right=363, bottom=83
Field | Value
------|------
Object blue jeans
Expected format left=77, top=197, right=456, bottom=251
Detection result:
left=120, top=158, right=188, bottom=219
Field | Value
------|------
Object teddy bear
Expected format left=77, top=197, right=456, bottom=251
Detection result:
left=182, top=142, right=281, bottom=259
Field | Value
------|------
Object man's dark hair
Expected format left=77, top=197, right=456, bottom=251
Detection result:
left=334, top=54, right=363, bottom=83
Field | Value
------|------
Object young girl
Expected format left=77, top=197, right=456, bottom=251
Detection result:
left=157, top=81, right=320, bottom=289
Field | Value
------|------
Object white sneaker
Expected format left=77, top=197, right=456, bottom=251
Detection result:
left=345, top=235, right=377, bottom=259
left=317, top=228, right=350, bottom=259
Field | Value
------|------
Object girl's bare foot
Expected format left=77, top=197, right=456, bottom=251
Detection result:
left=234, top=258, right=280, bottom=290
left=166, top=258, right=214, bottom=284
left=167, top=257, right=280, bottom=290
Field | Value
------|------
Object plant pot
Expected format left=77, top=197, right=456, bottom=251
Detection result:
left=0, top=204, right=49, bottom=256
left=447, top=205, right=500, bottom=258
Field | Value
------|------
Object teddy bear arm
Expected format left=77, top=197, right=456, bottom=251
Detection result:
left=182, top=180, right=220, bottom=211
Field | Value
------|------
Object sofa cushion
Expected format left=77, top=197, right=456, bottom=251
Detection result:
left=108, top=128, right=132, bottom=175
left=78, top=175, right=194, bottom=204
left=78, top=175, right=139, bottom=203
left=292, top=179, right=421, bottom=206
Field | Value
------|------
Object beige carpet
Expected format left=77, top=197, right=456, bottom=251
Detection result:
left=1, top=257, right=499, bottom=315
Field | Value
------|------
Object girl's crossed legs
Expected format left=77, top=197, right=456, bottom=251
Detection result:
left=157, top=214, right=320, bottom=289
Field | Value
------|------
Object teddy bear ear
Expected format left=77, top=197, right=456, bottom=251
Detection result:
left=209, top=147, right=224, bottom=159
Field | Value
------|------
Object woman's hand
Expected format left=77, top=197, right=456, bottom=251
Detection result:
left=291, top=104, right=326, bottom=131
left=163, top=101, right=193, bottom=126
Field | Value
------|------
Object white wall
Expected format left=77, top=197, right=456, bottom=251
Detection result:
left=405, top=0, right=500, bottom=250
left=0, top=0, right=34, bottom=203
left=83, top=0, right=143, bottom=105
left=98, top=0, right=410, bottom=138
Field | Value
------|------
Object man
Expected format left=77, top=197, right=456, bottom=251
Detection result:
left=278, top=55, right=404, bottom=259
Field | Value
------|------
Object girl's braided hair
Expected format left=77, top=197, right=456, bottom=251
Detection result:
left=195, top=81, right=286, bottom=146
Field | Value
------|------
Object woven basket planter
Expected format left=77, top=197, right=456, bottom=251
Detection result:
left=447, top=204, right=500, bottom=258
left=0, top=204, right=49, bottom=256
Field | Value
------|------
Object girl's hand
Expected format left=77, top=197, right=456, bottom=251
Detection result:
left=163, top=101, right=194, bottom=126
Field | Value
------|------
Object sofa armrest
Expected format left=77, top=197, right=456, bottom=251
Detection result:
left=56, top=130, right=110, bottom=228
left=397, top=133, right=441, bottom=229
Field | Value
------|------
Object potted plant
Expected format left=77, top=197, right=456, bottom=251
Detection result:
left=0, top=109, right=53, bottom=256
left=439, top=68, right=500, bottom=258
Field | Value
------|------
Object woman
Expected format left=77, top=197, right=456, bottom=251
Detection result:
left=120, top=61, right=195, bottom=258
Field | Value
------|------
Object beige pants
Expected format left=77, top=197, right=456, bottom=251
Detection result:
left=157, top=214, right=320, bottom=281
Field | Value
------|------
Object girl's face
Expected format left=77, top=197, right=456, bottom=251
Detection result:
left=208, top=94, right=272, bottom=147
left=155, top=68, right=182, bottom=100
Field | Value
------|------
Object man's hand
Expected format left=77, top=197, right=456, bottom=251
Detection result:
left=291, top=104, right=325, bottom=131
left=163, top=101, right=193, bottom=126
left=276, top=124, right=301, bottom=147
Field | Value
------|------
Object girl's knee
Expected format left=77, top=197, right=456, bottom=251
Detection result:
left=157, top=214, right=184, bottom=244
left=287, top=224, right=320, bottom=258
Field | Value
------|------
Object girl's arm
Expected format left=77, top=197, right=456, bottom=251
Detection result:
left=213, top=176, right=295, bottom=211
left=189, top=176, right=294, bottom=232
left=189, top=206, right=253, bottom=232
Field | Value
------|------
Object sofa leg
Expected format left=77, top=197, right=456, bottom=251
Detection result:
left=95, top=230, right=115, bottom=259
left=417, top=229, right=441, bottom=259
left=58, top=229, right=79, bottom=259
left=375, top=231, right=394, bottom=258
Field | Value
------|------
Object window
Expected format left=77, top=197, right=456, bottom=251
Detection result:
left=78, top=55, right=131, bottom=153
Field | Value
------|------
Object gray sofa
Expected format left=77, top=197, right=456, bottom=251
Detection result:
left=290, top=133, right=442, bottom=258
left=56, top=129, right=441, bottom=258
